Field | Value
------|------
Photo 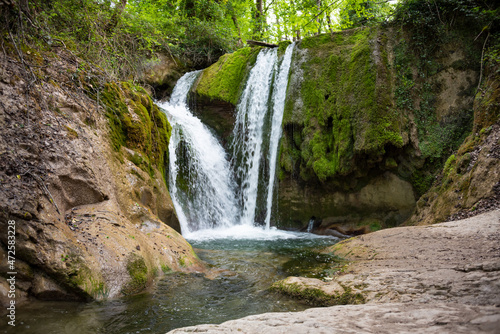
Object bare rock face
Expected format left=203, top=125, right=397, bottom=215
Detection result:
left=327, top=210, right=500, bottom=306
left=168, top=303, right=500, bottom=334
left=0, top=48, right=205, bottom=304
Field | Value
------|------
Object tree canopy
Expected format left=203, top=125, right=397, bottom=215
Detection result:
left=2, top=0, right=497, bottom=79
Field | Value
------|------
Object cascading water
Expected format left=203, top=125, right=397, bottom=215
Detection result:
left=160, top=71, right=238, bottom=235
left=231, top=48, right=278, bottom=226
left=161, top=43, right=295, bottom=235
left=264, top=43, right=294, bottom=229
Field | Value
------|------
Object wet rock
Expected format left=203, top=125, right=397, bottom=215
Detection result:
left=32, top=273, right=80, bottom=301
left=277, top=172, right=416, bottom=230
left=271, top=276, right=345, bottom=303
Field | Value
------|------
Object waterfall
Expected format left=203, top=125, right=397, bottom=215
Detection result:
left=161, top=44, right=295, bottom=235
left=160, top=72, right=238, bottom=234
left=231, top=48, right=278, bottom=226
left=307, top=219, right=314, bottom=233
left=264, top=43, right=294, bottom=229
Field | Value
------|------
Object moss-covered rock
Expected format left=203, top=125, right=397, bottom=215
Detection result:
left=189, top=47, right=262, bottom=142
left=270, top=276, right=365, bottom=306
left=276, top=21, right=484, bottom=229
left=122, top=254, right=149, bottom=295
left=100, top=82, right=171, bottom=182
left=281, top=27, right=405, bottom=184
left=194, top=47, right=262, bottom=106
left=406, top=58, right=500, bottom=225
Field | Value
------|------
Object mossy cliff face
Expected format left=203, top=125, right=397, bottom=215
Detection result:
left=190, top=22, right=483, bottom=230
left=190, top=47, right=262, bottom=142
left=277, top=23, right=483, bottom=229
left=100, top=81, right=171, bottom=184
left=406, top=57, right=499, bottom=225
left=281, top=28, right=405, bottom=184
left=0, top=47, right=205, bottom=305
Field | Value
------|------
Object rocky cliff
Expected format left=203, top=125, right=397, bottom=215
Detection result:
left=0, top=46, right=204, bottom=305
left=191, top=16, right=492, bottom=231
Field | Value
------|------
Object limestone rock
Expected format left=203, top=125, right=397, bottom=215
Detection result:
left=274, top=276, right=345, bottom=296
left=271, top=276, right=348, bottom=306
left=328, top=210, right=500, bottom=306
left=167, top=303, right=500, bottom=334
left=0, top=48, right=205, bottom=303
left=32, top=273, right=80, bottom=301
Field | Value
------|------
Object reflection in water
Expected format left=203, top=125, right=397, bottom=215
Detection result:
left=4, top=232, right=338, bottom=334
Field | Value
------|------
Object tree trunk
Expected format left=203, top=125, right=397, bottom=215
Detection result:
left=253, top=0, right=264, bottom=40
left=106, top=0, right=127, bottom=34
left=326, top=11, right=333, bottom=33
left=231, top=14, right=242, bottom=46
left=247, top=40, right=278, bottom=48
left=316, top=0, right=322, bottom=35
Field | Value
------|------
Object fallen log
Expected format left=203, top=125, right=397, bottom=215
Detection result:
left=247, top=40, right=278, bottom=48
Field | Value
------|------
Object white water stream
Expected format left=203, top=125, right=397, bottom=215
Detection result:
left=160, top=71, right=238, bottom=234
left=160, top=44, right=295, bottom=238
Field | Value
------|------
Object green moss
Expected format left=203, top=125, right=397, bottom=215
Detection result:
left=195, top=47, right=262, bottom=105
left=100, top=82, right=171, bottom=184
left=161, top=264, right=172, bottom=273
left=277, top=41, right=292, bottom=56
left=281, top=27, right=402, bottom=183
left=122, top=254, right=148, bottom=295
left=65, top=254, right=108, bottom=299
left=443, top=154, right=456, bottom=177
left=64, top=125, right=79, bottom=139
left=410, top=167, right=435, bottom=197
left=385, top=158, right=398, bottom=169
left=369, top=221, right=382, bottom=232
left=270, top=281, right=365, bottom=307
left=129, top=152, right=143, bottom=166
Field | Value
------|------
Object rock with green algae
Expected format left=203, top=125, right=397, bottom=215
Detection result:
left=276, top=22, right=483, bottom=230
left=194, top=47, right=262, bottom=106
left=270, top=276, right=364, bottom=307
left=100, top=81, right=171, bottom=182
left=190, top=47, right=262, bottom=141
left=280, top=27, right=405, bottom=184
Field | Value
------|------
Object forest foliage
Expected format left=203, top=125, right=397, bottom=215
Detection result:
left=1, top=0, right=498, bottom=81
left=0, top=0, right=400, bottom=79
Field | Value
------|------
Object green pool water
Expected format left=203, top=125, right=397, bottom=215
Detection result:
left=3, top=230, right=339, bottom=334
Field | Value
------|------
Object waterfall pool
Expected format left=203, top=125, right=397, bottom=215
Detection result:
left=6, top=229, right=339, bottom=334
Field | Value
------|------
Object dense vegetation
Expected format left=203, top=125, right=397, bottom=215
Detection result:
left=2, top=0, right=497, bottom=82
left=0, top=0, right=407, bottom=81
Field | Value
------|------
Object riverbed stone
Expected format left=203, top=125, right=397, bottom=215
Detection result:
left=167, top=303, right=500, bottom=334
left=271, top=276, right=346, bottom=305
